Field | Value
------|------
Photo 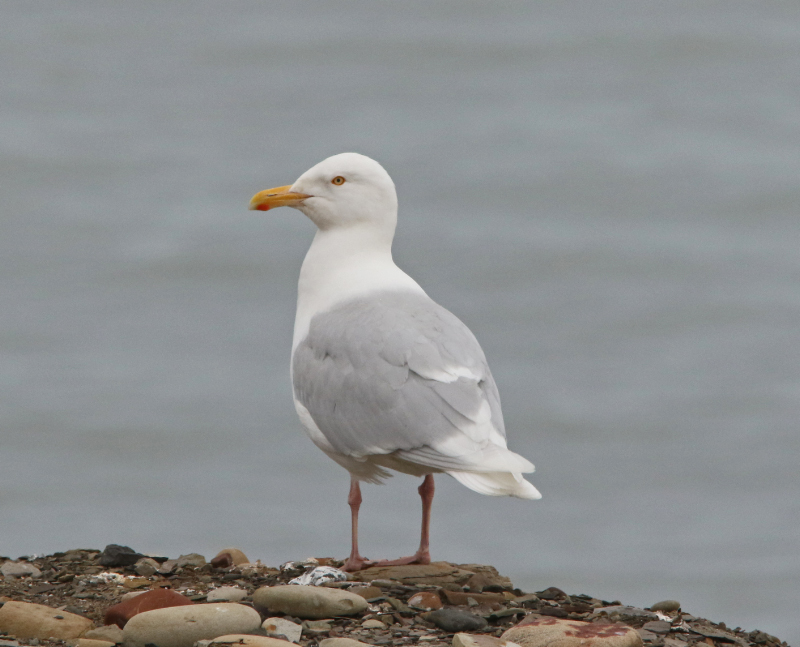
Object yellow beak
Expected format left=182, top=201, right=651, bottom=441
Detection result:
left=249, top=185, right=312, bottom=211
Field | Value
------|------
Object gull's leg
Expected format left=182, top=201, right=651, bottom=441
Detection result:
left=342, top=478, right=375, bottom=572
left=371, top=474, right=435, bottom=567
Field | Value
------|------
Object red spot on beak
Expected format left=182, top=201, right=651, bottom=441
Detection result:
left=253, top=204, right=270, bottom=211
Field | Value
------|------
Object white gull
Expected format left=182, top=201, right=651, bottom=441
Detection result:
left=249, top=152, right=540, bottom=571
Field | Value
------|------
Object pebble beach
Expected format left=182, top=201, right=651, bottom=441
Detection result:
left=0, top=547, right=789, bottom=647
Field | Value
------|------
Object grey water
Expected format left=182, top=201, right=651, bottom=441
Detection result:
left=2, top=1, right=799, bottom=643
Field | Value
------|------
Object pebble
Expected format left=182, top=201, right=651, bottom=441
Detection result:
left=98, top=545, right=146, bottom=568
left=210, top=548, right=250, bottom=568
left=134, top=558, right=160, bottom=578
left=361, top=619, right=387, bottom=629
left=209, top=635, right=296, bottom=647
left=453, top=634, right=521, bottom=647
left=253, top=585, right=368, bottom=619
left=595, top=606, right=659, bottom=620
left=408, top=591, right=443, bottom=610
left=262, top=617, right=303, bottom=643
left=304, top=620, right=333, bottom=634
left=352, top=586, right=383, bottom=600
left=207, top=586, right=248, bottom=603
left=84, top=625, right=124, bottom=644
left=319, top=639, right=373, bottom=647
left=641, top=621, right=671, bottom=635
left=503, top=615, right=643, bottom=647
left=424, top=609, right=488, bottom=633
left=73, top=639, right=116, bottom=647
left=176, top=553, right=207, bottom=568
left=104, top=588, right=194, bottom=628
left=0, top=601, right=94, bottom=640
left=122, top=603, right=261, bottom=647
left=1, top=561, right=42, bottom=579
left=650, top=600, right=681, bottom=613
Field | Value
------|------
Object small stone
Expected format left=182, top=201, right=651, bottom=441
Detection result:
left=84, top=625, right=124, bottom=643
left=320, top=639, right=373, bottom=647
left=352, top=586, right=383, bottom=600
left=253, top=585, right=368, bottom=620
left=594, top=606, right=659, bottom=620
left=642, top=621, right=671, bottom=635
left=122, top=603, right=261, bottom=647
left=73, top=639, right=116, bottom=647
left=210, top=636, right=296, bottom=647
left=408, top=591, right=443, bottom=610
left=104, top=588, right=195, bottom=628
left=1, top=561, right=42, bottom=579
left=210, top=548, right=250, bottom=569
left=534, top=587, right=566, bottom=601
left=175, top=553, right=207, bottom=569
left=134, top=558, right=160, bottom=578
left=98, top=545, right=146, bottom=568
left=207, top=587, right=248, bottom=603
left=262, top=617, right=302, bottom=643
left=503, top=615, right=642, bottom=647
left=453, top=634, right=521, bottom=647
left=0, top=601, right=94, bottom=640
left=650, top=600, right=681, bottom=613
left=442, top=590, right=505, bottom=606
left=361, top=619, right=387, bottom=629
left=122, top=578, right=150, bottom=590
left=425, top=609, right=488, bottom=633
left=303, top=620, right=332, bottom=635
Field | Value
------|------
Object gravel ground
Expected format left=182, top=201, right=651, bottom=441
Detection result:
left=0, top=548, right=789, bottom=647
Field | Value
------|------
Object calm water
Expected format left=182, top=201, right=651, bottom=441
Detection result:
left=2, top=2, right=799, bottom=643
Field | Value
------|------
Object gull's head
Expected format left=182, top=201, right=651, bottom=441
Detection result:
left=249, top=153, right=398, bottom=232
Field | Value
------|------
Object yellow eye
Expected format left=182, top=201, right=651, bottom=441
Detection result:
left=331, top=176, right=346, bottom=185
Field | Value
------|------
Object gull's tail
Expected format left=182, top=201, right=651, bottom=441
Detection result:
left=447, top=470, right=542, bottom=499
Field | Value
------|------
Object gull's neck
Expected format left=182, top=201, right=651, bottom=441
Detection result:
left=292, top=225, right=425, bottom=351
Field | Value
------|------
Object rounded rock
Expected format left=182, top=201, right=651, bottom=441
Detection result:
left=252, top=585, right=367, bottom=620
left=0, top=601, right=94, bottom=640
left=408, top=591, right=443, bottom=610
left=454, top=635, right=521, bottom=647
left=1, top=561, right=42, bottom=579
left=207, top=587, right=248, bottom=603
left=502, top=616, right=643, bottom=647
left=105, top=588, right=194, bottom=628
left=122, top=603, right=261, bottom=647
left=210, top=548, right=250, bottom=569
left=649, top=600, right=681, bottom=613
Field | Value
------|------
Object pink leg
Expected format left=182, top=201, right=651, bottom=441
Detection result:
left=370, top=474, right=434, bottom=567
left=341, top=479, right=375, bottom=572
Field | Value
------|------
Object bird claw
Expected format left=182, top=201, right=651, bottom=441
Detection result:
left=342, top=550, right=430, bottom=571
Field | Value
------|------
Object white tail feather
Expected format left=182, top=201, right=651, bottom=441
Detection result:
left=448, top=470, right=542, bottom=499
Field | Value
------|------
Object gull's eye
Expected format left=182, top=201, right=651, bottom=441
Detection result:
left=331, top=176, right=346, bottom=186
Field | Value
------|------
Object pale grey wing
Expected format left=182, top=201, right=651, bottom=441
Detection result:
left=292, top=291, right=529, bottom=473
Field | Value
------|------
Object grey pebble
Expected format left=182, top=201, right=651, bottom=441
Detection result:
left=425, top=609, right=488, bottom=633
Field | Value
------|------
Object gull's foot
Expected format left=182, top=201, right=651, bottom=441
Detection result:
left=369, top=550, right=431, bottom=568
left=341, top=555, right=377, bottom=572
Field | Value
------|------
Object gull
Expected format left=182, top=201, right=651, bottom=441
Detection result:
left=249, top=153, right=540, bottom=571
